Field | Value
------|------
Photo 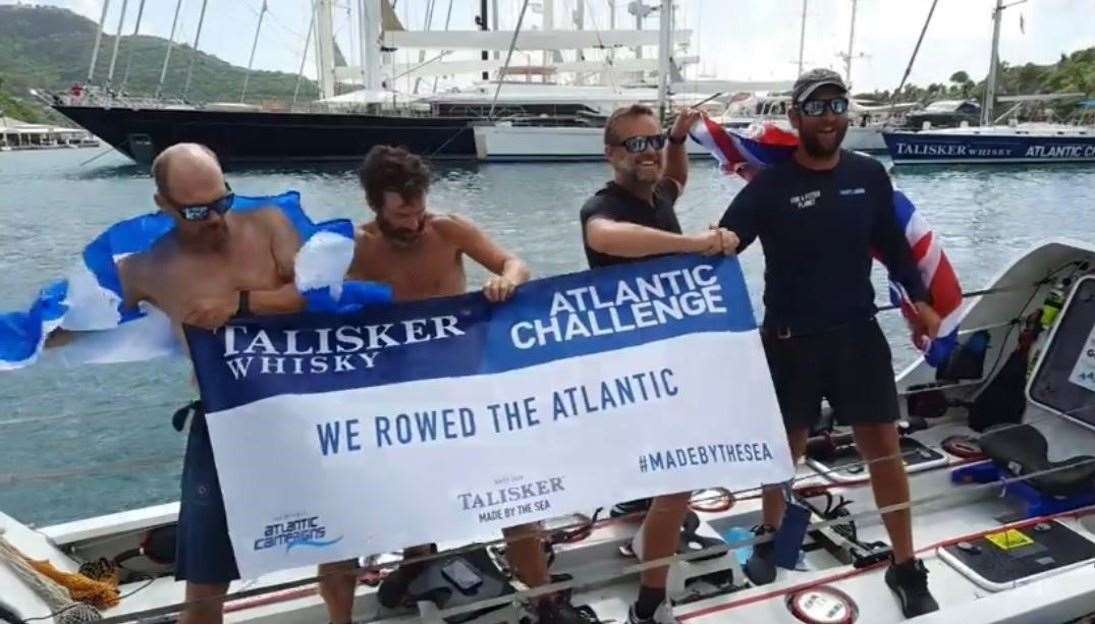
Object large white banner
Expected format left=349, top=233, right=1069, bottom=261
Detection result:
left=187, top=255, right=794, bottom=578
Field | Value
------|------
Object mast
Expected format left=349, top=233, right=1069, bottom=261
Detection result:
left=156, top=0, right=184, bottom=98
left=362, top=0, right=382, bottom=91
left=542, top=0, right=554, bottom=77
left=982, top=0, right=1004, bottom=125
left=844, top=0, right=857, bottom=85
left=87, top=0, right=112, bottom=82
left=657, top=0, right=671, bottom=122
left=491, top=0, right=500, bottom=60
left=293, top=10, right=316, bottom=107
left=796, top=0, right=807, bottom=76
left=489, top=0, right=531, bottom=118
left=432, top=0, right=455, bottom=94
left=412, top=0, right=435, bottom=94
left=479, top=0, right=489, bottom=80
left=315, top=0, right=337, bottom=99
left=106, top=0, right=128, bottom=85
left=182, top=0, right=209, bottom=99
left=240, top=0, right=269, bottom=102
left=119, top=0, right=145, bottom=90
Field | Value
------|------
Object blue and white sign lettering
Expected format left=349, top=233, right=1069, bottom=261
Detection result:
left=186, top=255, right=794, bottom=578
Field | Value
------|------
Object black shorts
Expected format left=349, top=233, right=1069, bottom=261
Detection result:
left=761, top=317, right=900, bottom=429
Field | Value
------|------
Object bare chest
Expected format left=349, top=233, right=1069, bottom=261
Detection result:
left=349, top=237, right=466, bottom=301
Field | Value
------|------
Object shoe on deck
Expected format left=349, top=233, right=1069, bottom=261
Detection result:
left=885, top=558, right=939, bottom=618
left=743, top=524, right=778, bottom=586
left=627, top=600, right=678, bottom=624
left=533, top=595, right=600, bottom=623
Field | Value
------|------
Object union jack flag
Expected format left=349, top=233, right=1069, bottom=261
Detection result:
left=689, top=118, right=963, bottom=368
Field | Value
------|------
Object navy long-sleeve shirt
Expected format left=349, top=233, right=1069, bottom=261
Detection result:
left=719, top=150, right=927, bottom=335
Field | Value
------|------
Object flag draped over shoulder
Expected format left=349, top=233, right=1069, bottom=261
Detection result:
left=689, top=119, right=963, bottom=367
left=0, top=191, right=391, bottom=370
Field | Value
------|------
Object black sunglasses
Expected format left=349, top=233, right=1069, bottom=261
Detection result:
left=176, top=183, right=235, bottom=221
left=798, top=97, right=850, bottom=117
left=614, top=134, right=668, bottom=153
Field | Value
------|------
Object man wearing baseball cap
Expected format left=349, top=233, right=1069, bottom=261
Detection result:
left=717, top=68, right=941, bottom=617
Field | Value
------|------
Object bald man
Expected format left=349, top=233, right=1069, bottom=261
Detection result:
left=118, top=143, right=308, bottom=623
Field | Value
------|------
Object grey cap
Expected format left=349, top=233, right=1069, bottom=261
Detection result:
left=792, top=68, right=848, bottom=103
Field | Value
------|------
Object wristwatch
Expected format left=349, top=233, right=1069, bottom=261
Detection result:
left=237, top=290, right=252, bottom=317
left=669, top=134, right=687, bottom=144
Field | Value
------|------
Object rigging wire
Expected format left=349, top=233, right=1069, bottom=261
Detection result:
left=888, top=0, right=940, bottom=113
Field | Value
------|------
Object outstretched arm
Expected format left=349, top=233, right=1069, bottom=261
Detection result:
left=437, top=214, right=529, bottom=303
left=585, top=217, right=725, bottom=258
left=663, top=109, right=703, bottom=192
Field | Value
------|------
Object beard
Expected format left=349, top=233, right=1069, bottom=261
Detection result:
left=625, top=156, right=663, bottom=185
left=799, top=124, right=847, bottom=158
left=195, top=220, right=230, bottom=249
left=378, top=215, right=426, bottom=244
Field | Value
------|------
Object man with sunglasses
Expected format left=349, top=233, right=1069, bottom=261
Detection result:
left=579, top=104, right=735, bottom=624
left=117, top=143, right=313, bottom=623
left=718, top=69, right=941, bottom=617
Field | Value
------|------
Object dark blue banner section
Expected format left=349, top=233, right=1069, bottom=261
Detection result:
left=187, top=255, right=757, bottom=413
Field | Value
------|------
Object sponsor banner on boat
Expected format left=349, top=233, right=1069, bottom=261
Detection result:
left=186, top=255, right=794, bottom=578
left=885, top=133, right=1095, bottom=164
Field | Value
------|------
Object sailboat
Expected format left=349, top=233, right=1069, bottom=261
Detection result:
left=883, top=0, right=1095, bottom=166
left=45, top=0, right=693, bottom=165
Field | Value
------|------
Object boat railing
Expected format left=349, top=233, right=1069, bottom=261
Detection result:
left=6, top=406, right=1094, bottom=623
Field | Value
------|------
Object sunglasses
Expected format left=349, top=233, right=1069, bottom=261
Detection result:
left=176, top=183, right=235, bottom=221
left=798, top=97, right=850, bottom=117
left=614, top=134, right=668, bottom=154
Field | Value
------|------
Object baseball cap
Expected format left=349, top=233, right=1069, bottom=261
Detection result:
left=792, top=68, right=848, bottom=104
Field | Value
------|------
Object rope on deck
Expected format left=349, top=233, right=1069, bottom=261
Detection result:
left=0, top=528, right=106, bottom=622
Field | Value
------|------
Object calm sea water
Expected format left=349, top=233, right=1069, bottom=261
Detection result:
left=2, top=148, right=1095, bottom=527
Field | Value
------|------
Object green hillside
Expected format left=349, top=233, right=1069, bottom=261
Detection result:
left=856, top=47, right=1095, bottom=109
left=0, top=4, right=318, bottom=122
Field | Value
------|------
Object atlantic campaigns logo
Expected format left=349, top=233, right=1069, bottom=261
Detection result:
left=253, top=514, right=344, bottom=553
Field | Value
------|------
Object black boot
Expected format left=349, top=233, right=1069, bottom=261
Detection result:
left=743, top=524, right=778, bottom=585
left=376, top=545, right=436, bottom=609
left=533, top=595, right=600, bottom=623
left=884, top=558, right=939, bottom=618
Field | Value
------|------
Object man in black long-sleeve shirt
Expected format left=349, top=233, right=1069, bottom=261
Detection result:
left=719, top=69, right=941, bottom=618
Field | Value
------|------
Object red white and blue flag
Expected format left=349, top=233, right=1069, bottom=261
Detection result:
left=689, top=118, right=963, bottom=367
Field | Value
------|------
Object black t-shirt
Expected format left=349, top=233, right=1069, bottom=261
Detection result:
left=579, top=178, right=682, bottom=268
left=719, top=150, right=927, bottom=335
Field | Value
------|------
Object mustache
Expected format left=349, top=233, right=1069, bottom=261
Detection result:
left=378, top=216, right=426, bottom=240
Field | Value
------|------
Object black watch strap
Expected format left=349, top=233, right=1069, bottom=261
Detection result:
left=669, top=134, right=687, bottom=144
left=237, top=290, right=251, bottom=317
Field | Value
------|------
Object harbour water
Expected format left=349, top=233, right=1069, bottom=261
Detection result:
left=2, top=148, right=1095, bottom=527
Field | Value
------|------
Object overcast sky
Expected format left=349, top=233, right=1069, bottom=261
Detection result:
left=6, top=0, right=1093, bottom=94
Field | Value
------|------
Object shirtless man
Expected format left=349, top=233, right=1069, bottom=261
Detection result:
left=315, top=145, right=596, bottom=624
left=116, top=143, right=308, bottom=623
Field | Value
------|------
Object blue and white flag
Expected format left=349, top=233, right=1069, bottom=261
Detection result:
left=185, top=255, right=795, bottom=578
left=0, top=191, right=390, bottom=370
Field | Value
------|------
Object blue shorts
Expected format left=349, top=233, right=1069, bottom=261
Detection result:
left=175, top=411, right=241, bottom=584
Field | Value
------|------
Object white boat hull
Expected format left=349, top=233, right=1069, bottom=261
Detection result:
left=473, top=124, right=711, bottom=162
left=473, top=122, right=887, bottom=162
